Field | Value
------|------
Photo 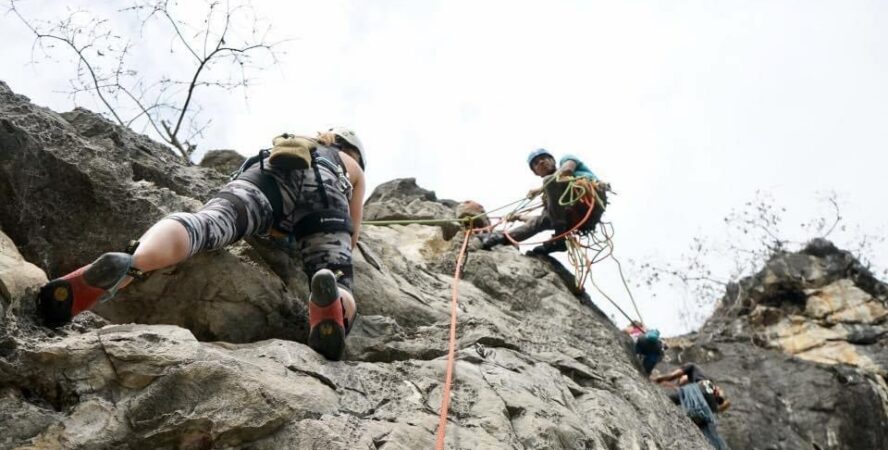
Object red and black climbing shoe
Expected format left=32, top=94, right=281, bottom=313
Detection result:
left=308, top=269, right=347, bottom=361
left=37, top=252, right=137, bottom=327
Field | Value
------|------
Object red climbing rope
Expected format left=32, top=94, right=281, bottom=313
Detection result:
left=503, top=196, right=595, bottom=247
left=435, top=226, right=474, bottom=450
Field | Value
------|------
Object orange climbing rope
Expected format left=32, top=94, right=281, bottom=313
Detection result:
left=568, top=221, right=615, bottom=290
left=422, top=179, right=643, bottom=448
left=492, top=178, right=646, bottom=326
left=566, top=221, right=645, bottom=326
left=434, top=226, right=474, bottom=450
left=503, top=196, right=595, bottom=247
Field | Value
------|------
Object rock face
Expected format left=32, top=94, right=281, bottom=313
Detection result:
left=0, top=81, right=712, bottom=449
left=363, top=178, right=463, bottom=240
left=4, top=80, right=886, bottom=450
left=0, top=217, right=710, bottom=449
left=0, top=85, right=231, bottom=276
left=666, top=239, right=888, bottom=450
left=0, top=232, right=47, bottom=317
left=199, top=149, right=246, bottom=175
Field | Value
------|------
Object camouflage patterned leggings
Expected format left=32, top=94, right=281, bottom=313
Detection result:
left=166, top=179, right=354, bottom=290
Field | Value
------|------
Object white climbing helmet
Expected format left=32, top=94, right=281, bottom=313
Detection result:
left=329, top=127, right=366, bottom=170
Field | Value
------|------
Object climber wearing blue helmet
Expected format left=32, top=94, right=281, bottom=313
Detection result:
left=526, top=148, right=598, bottom=182
left=479, top=148, right=607, bottom=255
left=625, top=322, right=666, bottom=375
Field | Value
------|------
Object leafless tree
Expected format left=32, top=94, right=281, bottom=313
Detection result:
left=634, top=191, right=886, bottom=328
left=9, top=0, right=284, bottom=163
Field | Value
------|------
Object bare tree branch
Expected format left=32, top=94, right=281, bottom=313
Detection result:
left=9, top=0, right=285, bottom=164
left=11, top=1, right=125, bottom=125
left=633, top=191, right=885, bottom=330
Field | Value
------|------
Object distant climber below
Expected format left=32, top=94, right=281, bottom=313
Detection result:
left=624, top=322, right=666, bottom=375
left=478, top=148, right=608, bottom=255
left=36, top=127, right=367, bottom=361
left=654, top=363, right=731, bottom=449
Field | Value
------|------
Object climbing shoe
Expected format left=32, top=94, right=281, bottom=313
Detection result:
left=269, top=134, right=315, bottom=170
left=37, top=252, right=136, bottom=327
left=528, top=239, right=567, bottom=256
left=478, top=231, right=506, bottom=250
left=307, top=269, right=347, bottom=361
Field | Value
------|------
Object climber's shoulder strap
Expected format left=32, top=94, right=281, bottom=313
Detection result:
left=312, top=145, right=354, bottom=201
left=313, top=145, right=348, bottom=174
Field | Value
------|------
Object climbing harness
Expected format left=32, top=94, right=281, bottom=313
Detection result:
left=226, top=144, right=354, bottom=239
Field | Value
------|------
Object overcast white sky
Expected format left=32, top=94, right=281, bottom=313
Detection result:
left=2, top=0, right=886, bottom=334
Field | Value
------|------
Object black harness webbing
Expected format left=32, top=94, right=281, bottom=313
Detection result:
left=310, top=149, right=331, bottom=209
left=223, top=146, right=352, bottom=238
left=290, top=209, right=353, bottom=240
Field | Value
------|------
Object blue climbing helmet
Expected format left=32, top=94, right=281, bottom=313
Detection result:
left=645, top=329, right=661, bottom=342
left=527, top=148, right=554, bottom=169
left=636, top=328, right=662, bottom=355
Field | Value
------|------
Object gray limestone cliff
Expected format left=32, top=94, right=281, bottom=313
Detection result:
left=0, top=80, right=708, bottom=449
left=664, top=239, right=888, bottom=450
left=2, top=80, right=887, bottom=449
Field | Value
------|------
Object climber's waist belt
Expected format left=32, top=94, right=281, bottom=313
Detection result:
left=290, top=209, right=353, bottom=240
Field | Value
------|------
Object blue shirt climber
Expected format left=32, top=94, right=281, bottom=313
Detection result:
left=478, top=148, right=607, bottom=255
left=559, top=154, right=598, bottom=181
